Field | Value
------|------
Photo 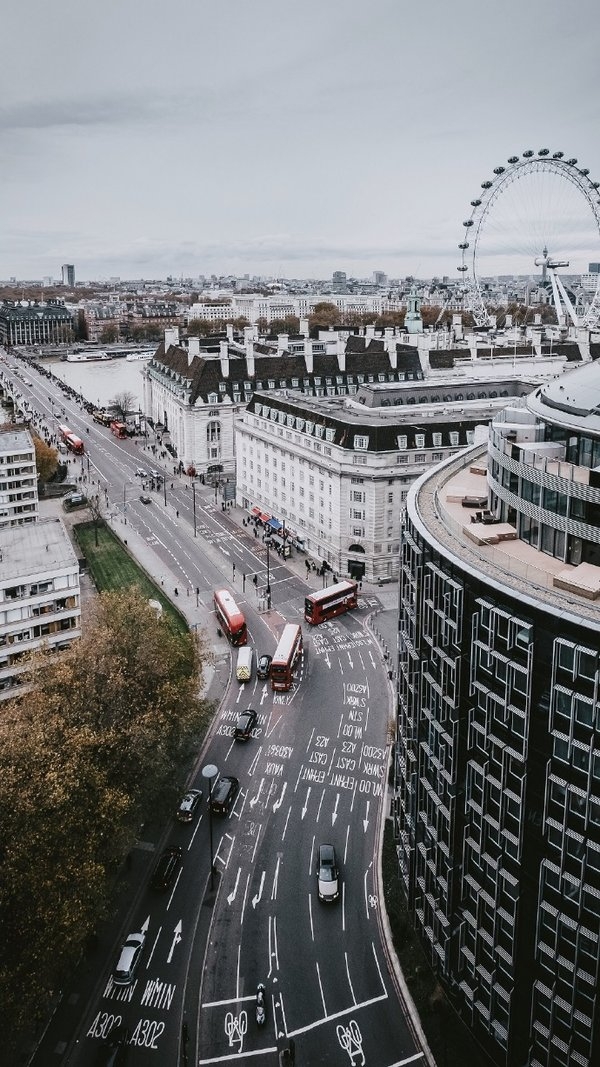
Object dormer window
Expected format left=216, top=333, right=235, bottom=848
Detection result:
left=219, top=382, right=227, bottom=393
left=208, top=392, right=218, bottom=404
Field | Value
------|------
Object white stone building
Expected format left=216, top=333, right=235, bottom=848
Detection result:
left=0, top=518, right=81, bottom=699
left=235, top=379, right=537, bottom=581
left=0, top=428, right=39, bottom=527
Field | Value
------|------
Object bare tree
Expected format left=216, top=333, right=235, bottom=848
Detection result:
left=110, top=391, right=137, bottom=419
left=87, top=494, right=103, bottom=547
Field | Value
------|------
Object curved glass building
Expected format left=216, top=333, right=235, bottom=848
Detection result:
left=395, top=361, right=600, bottom=1067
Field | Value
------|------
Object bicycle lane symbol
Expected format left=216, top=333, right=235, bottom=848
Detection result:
left=224, top=1009, right=248, bottom=1053
left=337, top=1018, right=365, bottom=1065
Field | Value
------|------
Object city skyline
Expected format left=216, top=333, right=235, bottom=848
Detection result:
left=2, top=0, right=600, bottom=281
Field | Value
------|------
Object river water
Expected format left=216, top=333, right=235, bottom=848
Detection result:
left=48, top=357, right=150, bottom=410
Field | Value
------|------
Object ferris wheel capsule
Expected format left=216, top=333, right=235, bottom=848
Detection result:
left=457, top=265, right=468, bottom=272
left=580, top=168, right=590, bottom=176
left=592, top=182, right=599, bottom=189
left=481, top=181, right=492, bottom=189
left=463, top=219, right=474, bottom=227
left=567, top=158, right=578, bottom=165
left=458, top=242, right=469, bottom=250
left=523, top=150, right=534, bottom=157
left=470, top=199, right=481, bottom=206
left=493, top=166, right=505, bottom=175
left=507, top=156, right=519, bottom=164
left=552, top=151, right=564, bottom=158
left=538, top=148, right=550, bottom=156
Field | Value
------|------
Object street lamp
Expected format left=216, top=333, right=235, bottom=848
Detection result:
left=192, top=482, right=197, bottom=537
left=202, top=763, right=219, bottom=891
left=266, top=540, right=272, bottom=609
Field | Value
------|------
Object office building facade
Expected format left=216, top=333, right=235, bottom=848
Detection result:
left=394, top=362, right=600, bottom=1066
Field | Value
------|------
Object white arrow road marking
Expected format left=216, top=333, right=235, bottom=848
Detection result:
left=250, top=778, right=265, bottom=808
left=146, top=926, right=162, bottom=969
left=363, top=800, right=370, bottom=833
left=332, top=793, right=340, bottom=826
left=301, top=786, right=312, bottom=819
left=167, top=920, right=182, bottom=963
left=273, top=782, right=287, bottom=812
left=227, top=867, right=241, bottom=905
left=266, top=714, right=283, bottom=737
left=324, top=652, right=331, bottom=669
left=368, top=649, right=377, bottom=669
left=260, top=684, right=269, bottom=706
left=252, top=870, right=266, bottom=908
left=271, top=855, right=281, bottom=901
left=347, top=651, right=354, bottom=668
left=140, top=915, right=151, bottom=935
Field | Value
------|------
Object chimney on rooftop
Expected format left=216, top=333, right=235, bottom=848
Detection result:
left=219, top=340, right=230, bottom=378
left=299, top=317, right=309, bottom=337
left=226, top=323, right=234, bottom=342
left=245, top=338, right=255, bottom=378
left=304, top=339, right=313, bottom=375
left=164, top=326, right=180, bottom=349
left=188, top=336, right=200, bottom=366
left=336, top=335, right=346, bottom=373
left=277, top=334, right=289, bottom=355
left=385, top=335, right=397, bottom=369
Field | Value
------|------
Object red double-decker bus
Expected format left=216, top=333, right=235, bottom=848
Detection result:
left=304, top=579, right=358, bottom=625
left=58, top=423, right=85, bottom=455
left=213, top=589, right=247, bottom=646
left=110, top=420, right=128, bottom=439
left=270, top=623, right=303, bottom=691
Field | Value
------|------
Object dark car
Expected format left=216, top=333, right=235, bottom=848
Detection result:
left=140, top=494, right=151, bottom=504
left=95, top=1020, right=131, bottom=1065
left=256, top=653, right=272, bottom=680
left=316, top=843, right=340, bottom=902
left=234, top=708, right=257, bottom=742
left=211, top=775, right=240, bottom=816
left=176, top=788, right=203, bottom=823
left=150, top=846, right=183, bottom=891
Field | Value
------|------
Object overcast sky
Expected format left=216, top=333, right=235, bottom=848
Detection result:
left=1, top=0, right=599, bottom=282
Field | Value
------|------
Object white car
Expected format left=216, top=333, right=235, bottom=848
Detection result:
left=113, top=931, right=145, bottom=985
left=135, top=468, right=148, bottom=478
left=316, top=843, right=340, bottom=902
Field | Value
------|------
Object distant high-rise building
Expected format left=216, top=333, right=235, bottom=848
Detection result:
left=373, top=271, right=387, bottom=286
left=61, top=264, right=75, bottom=287
left=588, top=262, right=600, bottom=273
left=332, top=271, right=347, bottom=292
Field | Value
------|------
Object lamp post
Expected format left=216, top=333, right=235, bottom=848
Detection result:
left=202, top=763, right=219, bottom=891
left=192, top=482, right=197, bottom=537
left=266, top=540, right=271, bottom=609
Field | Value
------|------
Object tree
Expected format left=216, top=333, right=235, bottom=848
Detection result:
left=0, top=589, right=208, bottom=1052
left=308, top=302, right=341, bottom=330
left=110, top=391, right=137, bottom=418
left=32, top=435, right=59, bottom=486
left=87, top=494, right=103, bottom=547
left=99, top=324, right=119, bottom=344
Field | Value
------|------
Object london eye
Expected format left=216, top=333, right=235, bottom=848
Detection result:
left=457, top=149, right=600, bottom=329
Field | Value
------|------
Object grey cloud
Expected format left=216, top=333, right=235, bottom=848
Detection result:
left=0, top=94, right=166, bottom=132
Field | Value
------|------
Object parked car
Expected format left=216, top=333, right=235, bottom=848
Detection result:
left=256, top=653, right=272, bottom=680
left=113, top=931, right=145, bottom=985
left=151, top=846, right=183, bottom=891
left=211, top=775, right=240, bottom=816
left=139, top=494, right=151, bottom=505
left=176, top=788, right=203, bottom=823
left=135, top=468, right=148, bottom=478
left=95, top=1020, right=131, bottom=1065
left=150, top=468, right=161, bottom=480
left=234, top=708, right=257, bottom=742
left=316, top=843, right=340, bottom=902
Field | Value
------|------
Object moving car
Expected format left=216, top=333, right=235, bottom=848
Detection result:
left=316, top=843, right=340, bottom=902
left=139, top=494, right=151, bottom=504
left=135, top=468, right=148, bottom=478
left=234, top=708, right=257, bottom=741
left=151, top=846, right=183, bottom=891
left=176, top=788, right=203, bottom=822
left=95, top=1020, right=131, bottom=1065
left=211, top=775, right=240, bottom=816
left=113, top=931, right=145, bottom=985
left=256, top=653, right=272, bottom=680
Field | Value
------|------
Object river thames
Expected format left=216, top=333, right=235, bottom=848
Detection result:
left=48, top=357, right=150, bottom=410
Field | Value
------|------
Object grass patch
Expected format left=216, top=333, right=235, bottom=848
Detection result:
left=382, top=822, right=492, bottom=1067
left=74, top=520, right=188, bottom=637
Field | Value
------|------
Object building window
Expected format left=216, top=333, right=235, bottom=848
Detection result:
left=353, top=435, right=369, bottom=450
left=397, top=435, right=407, bottom=450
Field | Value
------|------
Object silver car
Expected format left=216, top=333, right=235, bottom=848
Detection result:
left=113, top=931, right=145, bottom=985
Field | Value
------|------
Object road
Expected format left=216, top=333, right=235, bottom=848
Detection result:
left=1, top=351, right=427, bottom=1067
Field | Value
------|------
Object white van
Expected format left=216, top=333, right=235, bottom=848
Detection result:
left=236, top=646, right=253, bottom=682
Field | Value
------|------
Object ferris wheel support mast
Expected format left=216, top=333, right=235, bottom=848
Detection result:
left=534, top=255, right=579, bottom=327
